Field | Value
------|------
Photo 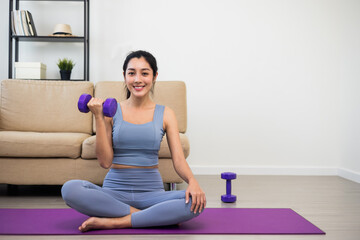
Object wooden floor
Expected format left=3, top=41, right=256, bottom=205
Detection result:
left=0, top=175, right=359, bottom=240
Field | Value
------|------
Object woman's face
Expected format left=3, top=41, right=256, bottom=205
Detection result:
left=124, top=57, right=157, bottom=98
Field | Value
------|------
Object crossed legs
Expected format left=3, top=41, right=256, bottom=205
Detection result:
left=61, top=180, right=200, bottom=232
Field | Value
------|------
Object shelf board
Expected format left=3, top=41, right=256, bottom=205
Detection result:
left=11, top=79, right=87, bottom=81
left=18, top=0, right=85, bottom=2
left=47, top=79, right=87, bottom=81
left=12, top=36, right=85, bottom=42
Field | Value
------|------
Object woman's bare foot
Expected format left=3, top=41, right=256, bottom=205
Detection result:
left=79, top=207, right=140, bottom=232
left=79, top=217, right=111, bottom=232
left=79, top=215, right=132, bottom=232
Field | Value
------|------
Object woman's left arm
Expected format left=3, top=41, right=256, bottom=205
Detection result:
left=164, top=106, right=206, bottom=214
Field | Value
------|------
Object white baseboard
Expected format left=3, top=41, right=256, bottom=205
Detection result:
left=190, top=165, right=339, bottom=176
left=190, top=165, right=360, bottom=183
left=338, top=168, right=360, bottom=184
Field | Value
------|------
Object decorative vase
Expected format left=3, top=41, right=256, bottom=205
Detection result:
left=60, top=70, right=71, bottom=80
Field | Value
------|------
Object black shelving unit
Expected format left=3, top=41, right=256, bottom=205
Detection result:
left=8, top=0, right=89, bottom=81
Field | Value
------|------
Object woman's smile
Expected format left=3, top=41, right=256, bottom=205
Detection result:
left=134, top=85, right=145, bottom=91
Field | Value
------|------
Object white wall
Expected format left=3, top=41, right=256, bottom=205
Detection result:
left=1, top=0, right=359, bottom=180
left=338, top=2, right=360, bottom=181
left=0, top=0, right=8, bottom=80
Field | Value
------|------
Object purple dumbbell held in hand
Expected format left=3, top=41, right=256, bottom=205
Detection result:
left=221, top=172, right=237, bottom=203
left=78, top=94, right=118, bottom=118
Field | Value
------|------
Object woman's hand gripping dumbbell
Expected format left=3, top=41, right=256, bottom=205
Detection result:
left=78, top=94, right=118, bottom=118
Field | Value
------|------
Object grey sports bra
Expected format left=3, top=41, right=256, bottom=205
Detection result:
left=112, top=103, right=165, bottom=166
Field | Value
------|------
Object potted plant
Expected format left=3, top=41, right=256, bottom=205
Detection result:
left=57, top=58, right=75, bottom=80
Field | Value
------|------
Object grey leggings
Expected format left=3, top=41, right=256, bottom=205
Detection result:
left=61, top=168, right=200, bottom=228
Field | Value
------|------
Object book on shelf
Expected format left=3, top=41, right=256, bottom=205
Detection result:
left=10, top=11, right=16, bottom=35
left=21, top=11, right=30, bottom=36
left=13, top=10, right=22, bottom=35
left=25, top=11, right=37, bottom=36
left=11, top=10, right=37, bottom=37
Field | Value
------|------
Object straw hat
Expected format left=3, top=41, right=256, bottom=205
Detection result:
left=49, top=24, right=76, bottom=37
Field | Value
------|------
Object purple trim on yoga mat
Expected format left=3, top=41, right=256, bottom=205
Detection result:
left=0, top=208, right=325, bottom=235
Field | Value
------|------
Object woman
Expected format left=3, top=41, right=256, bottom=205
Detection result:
left=61, top=50, right=206, bottom=232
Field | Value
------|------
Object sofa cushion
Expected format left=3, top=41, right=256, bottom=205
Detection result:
left=81, top=135, right=96, bottom=159
left=0, top=158, right=77, bottom=185
left=159, top=133, right=190, bottom=159
left=0, top=131, right=90, bottom=159
left=0, top=79, right=93, bottom=134
left=94, top=81, right=187, bottom=133
left=81, top=133, right=190, bottom=160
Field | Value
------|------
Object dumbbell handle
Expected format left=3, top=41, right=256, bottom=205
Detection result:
left=226, top=179, right=232, bottom=195
left=78, top=94, right=117, bottom=118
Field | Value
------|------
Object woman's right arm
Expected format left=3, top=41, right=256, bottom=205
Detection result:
left=88, top=98, right=114, bottom=169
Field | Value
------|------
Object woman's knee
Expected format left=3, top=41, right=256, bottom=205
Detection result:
left=61, top=180, right=85, bottom=203
left=184, top=198, right=202, bottom=218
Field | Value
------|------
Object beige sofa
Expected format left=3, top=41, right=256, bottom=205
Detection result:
left=0, top=79, right=189, bottom=187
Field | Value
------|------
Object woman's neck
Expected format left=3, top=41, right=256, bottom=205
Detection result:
left=126, top=95, right=154, bottom=109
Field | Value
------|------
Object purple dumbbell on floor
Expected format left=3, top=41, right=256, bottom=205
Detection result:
left=78, top=94, right=118, bottom=118
left=221, top=172, right=237, bottom=203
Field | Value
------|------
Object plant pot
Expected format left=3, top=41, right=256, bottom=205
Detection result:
left=60, top=70, right=71, bottom=80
